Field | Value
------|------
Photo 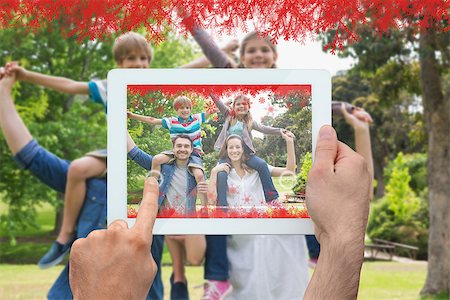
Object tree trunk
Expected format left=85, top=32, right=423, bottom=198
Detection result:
left=419, top=28, right=450, bottom=296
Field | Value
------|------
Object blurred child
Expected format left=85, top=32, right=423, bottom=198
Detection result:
left=4, top=32, right=153, bottom=269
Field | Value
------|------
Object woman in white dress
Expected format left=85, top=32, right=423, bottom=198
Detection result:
left=208, top=131, right=309, bottom=300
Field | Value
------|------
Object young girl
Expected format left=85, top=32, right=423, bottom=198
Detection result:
left=210, top=92, right=294, bottom=206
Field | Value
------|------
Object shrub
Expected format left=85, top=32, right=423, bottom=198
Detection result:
left=368, top=152, right=429, bottom=259
left=292, top=152, right=312, bottom=195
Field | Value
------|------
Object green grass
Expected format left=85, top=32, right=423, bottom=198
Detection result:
left=1, top=261, right=445, bottom=300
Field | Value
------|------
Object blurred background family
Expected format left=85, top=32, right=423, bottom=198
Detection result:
left=0, top=13, right=374, bottom=300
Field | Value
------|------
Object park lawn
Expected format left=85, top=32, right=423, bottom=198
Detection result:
left=0, top=261, right=442, bottom=300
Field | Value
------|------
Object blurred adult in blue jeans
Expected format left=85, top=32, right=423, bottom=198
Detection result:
left=0, top=72, right=165, bottom=299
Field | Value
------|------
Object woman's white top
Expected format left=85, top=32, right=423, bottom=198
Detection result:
left=226, top=166, right=309, bottom=300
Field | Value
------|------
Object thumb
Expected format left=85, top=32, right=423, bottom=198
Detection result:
left=313, top=125, right=338, bottom=174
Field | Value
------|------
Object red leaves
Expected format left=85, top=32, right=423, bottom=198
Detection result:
left=1, top=0, right=447, bottom=52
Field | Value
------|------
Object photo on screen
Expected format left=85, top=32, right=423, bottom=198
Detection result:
left=126, top=84, right=312, bottom=220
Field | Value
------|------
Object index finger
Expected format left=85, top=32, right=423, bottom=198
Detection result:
left=133, top=177, right=159, bottom=242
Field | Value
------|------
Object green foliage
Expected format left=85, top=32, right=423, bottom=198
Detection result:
left=256, top=92, right=312, bottom=168
left=384, top=152, right=427, bottom=195
left=0, top=21, right=197, bottom=240
left=367, top=153, right=429, bottom=259
left=292, top=152, right=312, bottom=195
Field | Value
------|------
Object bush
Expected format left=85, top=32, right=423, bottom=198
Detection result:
left=292, top=152, right=312, bottom=195
left=367, top=153, right=429, bottom=259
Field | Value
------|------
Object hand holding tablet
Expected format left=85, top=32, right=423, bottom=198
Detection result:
left=108, top=69, right=331, bottom=234
left=69, top=177, right=159, bottom=299
left=70, top=126, right=371, bottom=299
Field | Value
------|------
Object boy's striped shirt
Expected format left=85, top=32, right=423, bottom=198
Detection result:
left=162, top=113, right=206, bottom=155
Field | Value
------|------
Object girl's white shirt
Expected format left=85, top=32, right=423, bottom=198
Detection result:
left=225, top=165, right=309, bottom=300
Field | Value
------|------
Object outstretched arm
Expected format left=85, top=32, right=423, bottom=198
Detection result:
left=4, top=61, right=89, bottom=95
left=304, top=126, right=371, bottom=299
left=270, top=131, right=296, bottom=176
left=128, top=111, right=163, bottom=125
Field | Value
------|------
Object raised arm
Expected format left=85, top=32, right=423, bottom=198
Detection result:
left=127, top=111, right=163, bottom=125
left=180, top=15, right=232, bottom=69
left=127, top=132, right=153, bottom=170
left=340, top=104, right=374, bottom=183
left=270, top=131, right=296, bottom=177
left=209, top=93, right=230, bottom=116
left=180, top=39, right=239, bottom=69
left=4, top=62, right=89, bottom=95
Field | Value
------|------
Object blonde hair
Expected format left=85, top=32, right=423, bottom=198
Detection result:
left=173, top=96, right=192, bottom=110
left=239, top=31, right=277, bottom=68
left=230, top=94, right=253, bottom=131
left=112, top=32, right=153, bottom=64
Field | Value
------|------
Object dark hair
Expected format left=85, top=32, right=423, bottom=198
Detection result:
left=218, top=135, right=249, bottom=162
left=172, top=134, right=193, bottom=148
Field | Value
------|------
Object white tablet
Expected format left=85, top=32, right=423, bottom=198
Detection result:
left=107, top=69, right=330, bottom=234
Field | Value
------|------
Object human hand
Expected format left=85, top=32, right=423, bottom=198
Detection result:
left=281, top=129, right=295, bottom=141
left=69, top=177, right=159, bottom=299
left=3, top=61, right=28, bottom=81
left=306, top=125, right=371, bottom=246
left=0, top=71, right=16, bottom=92
left=127, top=110, right=134, bottom=119
left=222, top=39, right=239, bottom=53
left=197, top=181, right=208, bottom=194
left=213, top=163, right=231, bottom=174
left=341, top=103, right=372, bottom=131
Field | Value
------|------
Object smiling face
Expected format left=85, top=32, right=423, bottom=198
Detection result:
left=227, top=137, right=244, bottom=162
left=233, top=96, right=250, bottom=118
left=240, top=38, right=278, bottom=69
left=117, top=51, right=150, bottom=69
left=176, top=104, right=192, bottom=120
left=173, top=137, right=193, bottom=161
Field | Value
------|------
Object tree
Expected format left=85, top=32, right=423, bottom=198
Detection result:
left=418, top=27, right=449, bottom=296
left=0, top=20, right=198, bottom=241
left=324, top=23, right=449, bottom=296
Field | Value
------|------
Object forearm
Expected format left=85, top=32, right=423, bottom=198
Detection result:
left=305, top=236, right=365, bottom=300
left=252, top=122, right=282, bottom=135
left=208, top=170, right=219, bottom=202
left=210, top=93, right=229, bottom=115
left=127, top=146, right=152, bottom=170
left=186, top=18, right=231, bottom=68
left=130, top=114, right=160, bottom=125
left=180, top=56, right=212, bottom=69
left=354, top=126, right=374, bottom=182
left=285, top=141, right=296, bottom=173
left=22, top=70, right=89, bottom=94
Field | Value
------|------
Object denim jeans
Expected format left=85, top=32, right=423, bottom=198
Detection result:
left=13, top=140, right=164, bottom=299
left=204, top=235, right=229, bottom=281
left=216, top=153, right=279, bottom=206
left=305, top=235, right=320, bottom=259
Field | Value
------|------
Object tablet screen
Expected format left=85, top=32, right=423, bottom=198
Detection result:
left=108, top=69, right=330, bottom=234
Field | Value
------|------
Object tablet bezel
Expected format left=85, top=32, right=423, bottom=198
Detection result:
left=107, top=69, right=331, bottom=234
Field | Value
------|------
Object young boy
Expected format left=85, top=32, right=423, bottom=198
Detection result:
left=4, top=32, right=153, bottom=269
left=128, top=95, right=209, bottom=206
